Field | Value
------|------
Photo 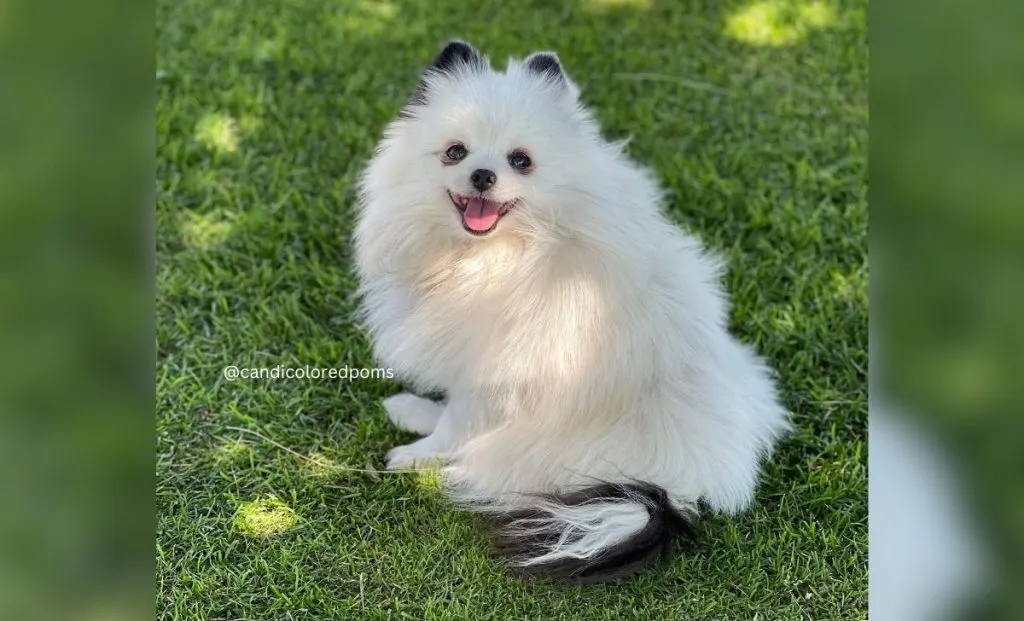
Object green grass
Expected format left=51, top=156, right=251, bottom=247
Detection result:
left=156, top=0, right=867, bottom=618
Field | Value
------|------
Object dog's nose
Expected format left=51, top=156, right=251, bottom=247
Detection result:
left=470, top=168, right=497, bottom=192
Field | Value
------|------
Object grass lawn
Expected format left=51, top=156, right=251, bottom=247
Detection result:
left=156, top=0, right=868, bottom=618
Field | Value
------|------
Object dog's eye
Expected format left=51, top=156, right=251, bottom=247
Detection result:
left=508, top=151, right=532, bottom=172
left=444, top=144, right=468, bottom=162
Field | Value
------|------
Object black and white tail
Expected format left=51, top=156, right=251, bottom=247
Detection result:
left=484, top=482, right=696, bottom=584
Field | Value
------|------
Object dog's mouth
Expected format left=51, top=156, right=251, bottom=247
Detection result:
left=447, top=190, right=518, bottom=236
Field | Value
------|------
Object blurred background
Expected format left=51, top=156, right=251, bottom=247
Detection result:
left=0, top=0, right=1020, bottom=618
left=1, top=0, right=152, bottom=619
left=871, top=0, right=1024, bottom=619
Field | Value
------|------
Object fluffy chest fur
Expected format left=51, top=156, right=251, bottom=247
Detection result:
left=359, top=236, right=624, bottom=397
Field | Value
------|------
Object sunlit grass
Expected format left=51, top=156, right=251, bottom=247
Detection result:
left=725, top=0, right=837, bottom=46
left=180, top=211, right=233, bottom=250
left=194, top=112, right=240, bottom=154
left=335, top=0, right=397, bottom=34
left=253, top=37, right=286, bottom=64
left=415, top=466, right=444, bottom=494
left=303, top=451, right=342, bottom=477
left=233, top=498, right=299, bottom=537
left=832, top=267, right=868, bottom=306
left=212, top=437, right=253, bottom=465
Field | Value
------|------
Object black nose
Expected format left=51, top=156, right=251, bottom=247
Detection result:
left=470, top=168, right=497, bottom=192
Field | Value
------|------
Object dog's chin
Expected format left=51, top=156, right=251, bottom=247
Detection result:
left=447, top=190, right=518, bottom=237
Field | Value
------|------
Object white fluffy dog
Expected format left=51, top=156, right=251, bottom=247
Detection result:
left=353, top=41, right=790, bottom=583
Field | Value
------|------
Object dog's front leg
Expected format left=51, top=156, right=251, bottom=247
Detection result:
left=385, top=396, right=473, bottom=470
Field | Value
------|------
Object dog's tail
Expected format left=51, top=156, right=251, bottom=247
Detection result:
left=482, top=482, right=696, bottom=584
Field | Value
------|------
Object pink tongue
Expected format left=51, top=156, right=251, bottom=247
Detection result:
left=463, top=197, right=500, bottom=232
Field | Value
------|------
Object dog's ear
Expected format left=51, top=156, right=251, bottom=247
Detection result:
left=430, top=40, right=488, bottom=74
left=524, top=51, right=580, bottom=100
left=525, top=51, right=565, bottom=81
left=404, top=40, right=488, bottom=115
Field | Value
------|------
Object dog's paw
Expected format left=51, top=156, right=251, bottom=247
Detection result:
left=382, top=393, right=442, bottom=435
left=385, top=439, right=447, bottom=470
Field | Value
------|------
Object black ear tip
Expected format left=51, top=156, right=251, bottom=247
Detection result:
left=526, top=52, right=563, bottom=77
left=431, top=39, right=485, bottom=72
left=442, top=39, right=473, bottom=55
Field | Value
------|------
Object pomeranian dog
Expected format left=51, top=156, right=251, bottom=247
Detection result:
left=353, top=41, right=790, bottom=583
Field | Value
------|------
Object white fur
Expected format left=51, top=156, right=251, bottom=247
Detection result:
left=354, top=48, right=790, bottom=566
left=382, top=393, right=442, bottom=435
left=504, top=499, right=651, bottom=566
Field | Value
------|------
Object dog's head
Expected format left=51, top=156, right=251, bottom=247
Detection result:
left=360, top=40, right=602, bottom=244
